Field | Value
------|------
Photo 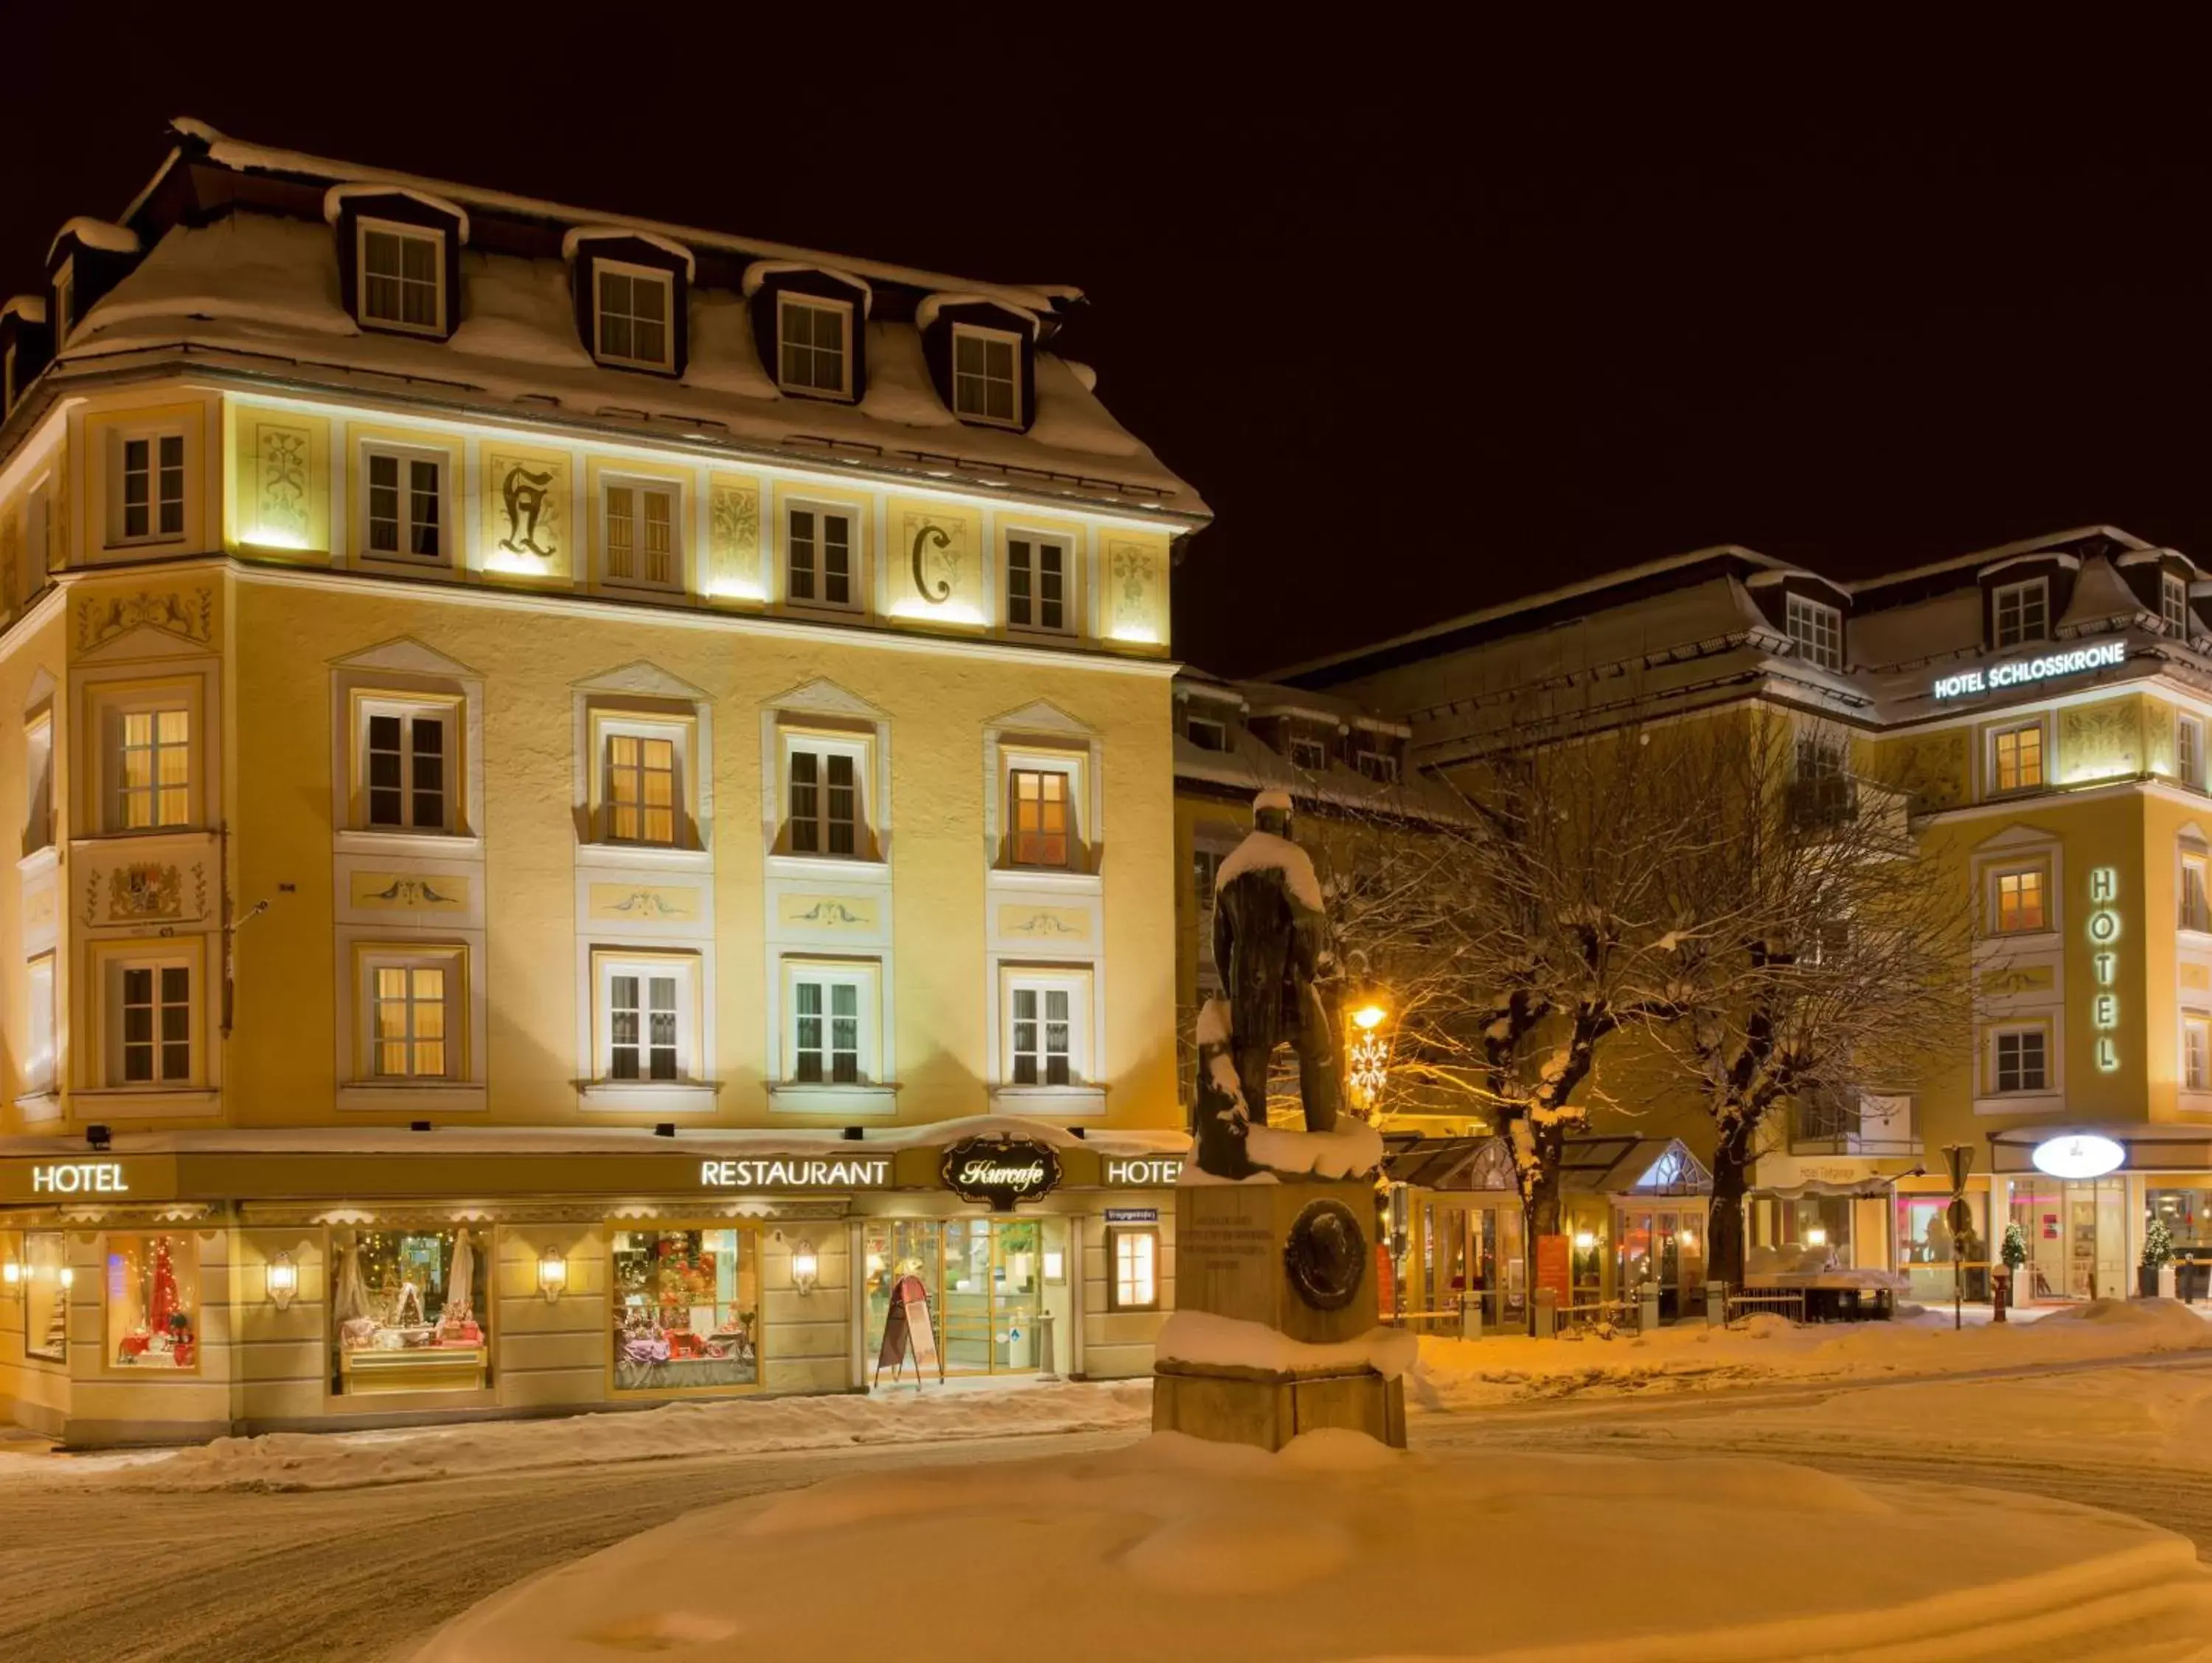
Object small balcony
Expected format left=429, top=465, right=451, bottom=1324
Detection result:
left=1790, top=1090, right=1921, bottom=1157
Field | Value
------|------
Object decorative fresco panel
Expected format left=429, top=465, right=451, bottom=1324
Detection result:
left=891, top=500, right=982, bottom=617
left=1885, top=730, right=1968, bottom=814
left=776, top=893, right=880, bottom=931
left=586, top=883, right=701, bottom=924
left=75, top=587, right=216, bottom=653
left=706, top=475, right=761, bottom=594
left=1104, top=535, right=1166, bottom=642
left=254, top=420, right=313, bottom=546
left=484, top=447, right=571, bottom=572
left=2059, top=699, right=2140, bottom=781
left=998, top=904, right=1093, bottom=942
left=349, top=871, right=470, bottom=912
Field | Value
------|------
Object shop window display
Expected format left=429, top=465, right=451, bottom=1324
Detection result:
left=1897, top=1190, right=1990, bottom=1302
left=105, top=1232, right=198, bottom=1370
left=24, top=1230, right=69, bottom=1362
left=862, top=1217, right=1072, bottom=1376
left=330, top=1226, right=487, bottom=1394
left=2148, top=1188, right=2212, bottom=1249
left=612, top=1226, right=761, bottom=1394
left=1750, top=1195, right=1855, bottom=1269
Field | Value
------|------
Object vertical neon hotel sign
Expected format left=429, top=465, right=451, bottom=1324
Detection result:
left=2089, top=867, right=2121, bottom=1073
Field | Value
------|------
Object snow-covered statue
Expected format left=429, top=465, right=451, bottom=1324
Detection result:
left=1196, top=789, right=1341, bottom=1177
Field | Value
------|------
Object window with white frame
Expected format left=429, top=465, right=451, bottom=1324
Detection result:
left=2165, top=572, right=2192, bottom=635
left=363, top=444, right=446, bottom=562
left=1990, top=722, right=2043, bottom=793
left=111, top=430, right=185, bottom=544
left=1108, top=1227, right=1161, bottom=1311
left=2184, top=851, right=2211, bottom=932
left=603, top=480, right=681, bottom=589
left=357, top=220, right=444, bottom=333
left=1990, top=864, right=2049, bottom=934
left=106, top=953, right=193, bottom=1086
left=952, top=323, right=1020, bottom=425
left=355, top=697, right=456, bottom=832
left=786, top=504, right=855, bottom=607
left=1289, top=736, right=1327, bottom=771
left=2188, top=1014, right=2211, bottom=1092
left=1355, top=747, right=1399, bottom=783
left=1993, top=578, right=2048, bottom=648
left=24, top=953, right=54, bottom=1092
left=1786, top=594, right=1843, bottom=670
left=2183, top=715, right=2205, bottom=789
left=594, top=263, right=672, bottom=370
left=24, top=714, right=52, bottom=852
left=602, top=725, right=681, bottom=846
left=104, top=700, right=192, bottom=832
left=359, top=946, right=463, bottom=1080
left=594, top=951, right=697, bottom=1082
left=1004, top=968, right=1089, bottom=1087
left=785, top=962, right=875, bottom=1084
left=1992, top=1025, right=2048, bottom=1094
left=785, top=733, right=867, bottom=857
left=1006, top=534, right=1069, bottom=632
left=1185, top=714, right=1228, bottom=752
left=1009, top=764, right=1076, bottom=868
left=777, top=295, right=851, bottom=397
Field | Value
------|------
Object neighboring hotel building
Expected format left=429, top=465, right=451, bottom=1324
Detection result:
left=0, top=122, right=1192, bottom=1444
left=1288, top=526, right=2212, bottom=1310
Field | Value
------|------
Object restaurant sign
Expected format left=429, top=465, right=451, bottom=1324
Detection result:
left=698, top=1157, right=890, bottom=1190
left=940, top=1135, right=1062, bottom=1211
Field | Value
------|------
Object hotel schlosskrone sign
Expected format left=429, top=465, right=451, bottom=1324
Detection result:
left=1933, top=641, right=2126, bottom=700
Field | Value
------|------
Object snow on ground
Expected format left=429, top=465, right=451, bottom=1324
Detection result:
left=413, top=1429, right=2212, bottom=1663
left=66, top=1378, right=1150, bottom=1494
left=1413, top=1297, right=2212, bottom=1409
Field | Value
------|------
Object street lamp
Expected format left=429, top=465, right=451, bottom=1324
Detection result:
left=1345, top=994, right=1393, bottom=1115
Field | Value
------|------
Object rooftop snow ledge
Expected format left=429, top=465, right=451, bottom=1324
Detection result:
left=1, top=294, right=47, bottom=325
left=49, top=217, right=142, bottom=262
left=322, top=183, right=472, bottom=243
left=562, top=224, right=696, bottom=278
left=742, top=259, right=874, bottom=315
left=915, top=292, right=1040, bottom=335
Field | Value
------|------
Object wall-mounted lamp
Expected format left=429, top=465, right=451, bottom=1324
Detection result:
left=1573, top=1230, right=1597, bottom=1252
left=59, top=1266, right=74, bottom=1289
left=1806, top=1226, right=1829, bottom=1248
left=1677, top=1228, right=1698, bottom=1249
left=538, top=1247, right=568, bottom=1303
left=265, top=1250, right=299, bottom=1311
left=1, top=1258, right=20, bottom=1299
left=789, top=1238, right=820, bottom=1296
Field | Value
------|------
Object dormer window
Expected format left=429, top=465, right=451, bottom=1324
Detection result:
left=1289, top=736, right=1326, bottom=771
left=1785, top=595, right=1843, bottom=671
left=778, top=295, right=852, bottom=398
left=358, top=219, right=445, bottom=335
left=952, top=323, right=1021, bottom=425
left=52, top=260, right=72, bottom=343
left=1186, top=714, right=1228, bottom=752
left=2164, top=572, right=2192, bottom=636
left=1993, top=577, right=2048, bottom=649
left=594, top=263, right=673, bottom=372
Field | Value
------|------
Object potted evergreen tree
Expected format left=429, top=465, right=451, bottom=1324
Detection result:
left=2140, top=1216, right=2176, bottom=1300
left=1999, top=1222, right=2028, bottom=1308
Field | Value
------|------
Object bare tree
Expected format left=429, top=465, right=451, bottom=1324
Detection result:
left=1646, top=719, right=1977, bottom=1288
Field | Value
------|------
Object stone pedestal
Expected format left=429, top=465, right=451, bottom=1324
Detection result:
left=1153, top=1175, right=1407, bottom=1451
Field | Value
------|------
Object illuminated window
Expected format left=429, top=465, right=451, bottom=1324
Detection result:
left=2165, top=572, right=2193, bottom=636
left=595, top=952, right=698, bottom=1083
left=610, top=1225, right=761, bottom=1395
left=606, top=733, right=678, bottom=845
left=2181, top=715, right=2204, bottom=789
left=372, top=963, right=449, bottom=1078
left=105, top=1233, right=200, bottom=1373
left=2185, top=853, right=2211, bottom=932
left=1006, top=534, right=1068, bottom=631
left=1009, top=767, right=1073, bottom=868
left=24, top=712, right=52, bottom=853
left=1108, top=1227, right=1161, bottom=1311
left=1786, top=595, right=1843, bottom=670
left=1992, top=867, right=2047, bottom=934
left=604, top=481, right=681, bottom=589
left=357, top=220, right=443, bottom=333
left=594, top=264, right=673, bottom=371
left=24, top=953, right=55, bottom=1092
left=952, top=323, right=1021, bottom=425
left=785, top=963, right=875, bottom=1085
left=111, top=706, right=191, bottom=831
left=1993, top=1027, right=2048, bottom=1094
left=2186, top=1015, right=2211, bottom=1091
left=1993, top=578, right=2048, bottom=648
left=786, top=738, right=865, bottom=857
left=364, top=447, right=444, bottom=561
left=1991, top=723, right=2043, bottom=792
left=777, top=295, right=851, bottom=397
left=114, top=431, right=185, bottom=544
left=113, top=960, right=192, bottom=1084
left=1004, top=969, right=1089, bottom=1087
left=786, top=504, right=855, bottom=607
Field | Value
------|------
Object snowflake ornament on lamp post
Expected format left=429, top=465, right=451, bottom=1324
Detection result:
left=1345, top=994, right=1393, bottom=1119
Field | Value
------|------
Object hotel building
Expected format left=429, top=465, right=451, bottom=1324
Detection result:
left=0, top=122, right=1192, bottom=1445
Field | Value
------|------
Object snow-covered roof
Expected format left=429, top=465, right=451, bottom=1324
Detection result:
left=2056, top=554, right=2149, bottom=633
left=48, top=216, right=141, bottom=261
left=1, top=295, right=45, bottom=326
left=560, top=223, right=695, bottom=277
left=916, top=292, right=1041, bottom=335
left=321, top=182, right=472, bottom=241
left=1848, top=524, right=2151, bottom=595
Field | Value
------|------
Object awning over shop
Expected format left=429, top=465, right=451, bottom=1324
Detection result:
left=1988, top=1123, right=2212, bottom=1176
left=1381, top=1134, right=1517, bottom=1193
left=1750, top=1149, right=1926, bottom=1199
left=1561, top=1136, right=1711, bottom=1198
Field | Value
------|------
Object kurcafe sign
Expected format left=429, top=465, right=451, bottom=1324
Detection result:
left=940, top=1136, right=1062, bottom=1211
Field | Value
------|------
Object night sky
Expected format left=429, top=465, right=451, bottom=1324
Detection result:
left=7, top=28, right=2208, bottom=677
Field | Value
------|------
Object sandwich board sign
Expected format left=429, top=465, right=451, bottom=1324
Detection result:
left=874, top=1273, right=944, bottom=1386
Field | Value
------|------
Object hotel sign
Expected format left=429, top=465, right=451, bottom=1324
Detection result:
left=1105, top=1156, right=1183, bottom=1186
left=698, top=1157, right=889, bottom=1190
left=1933, top=641, right=2125, bottom=700
left=29, top=1161, right=130, bottom=1195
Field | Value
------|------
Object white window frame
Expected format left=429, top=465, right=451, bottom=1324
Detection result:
left=782, top=960, right=879, bottom=1086
left=595, top=714, right=691, bottom=848
left=1988, top=719, right=2046, bottom=795
left=1992, top=577, right=2049, bottom=649
left=950, top=321, right=1023, bottom=426
left=2164, top=572, right=2192, bottom=636
left=1001, top=966, right=1091, bottom=1089
left=103, top=949, right=197, bottom=1089
left=600, top=475, right=684, bottom=592
left=2182, top=714, right=2205, bottom=791
left=352, top=692, right=460, bottom=834
left=24, top=951, right=55, bottom=1093
left=2187, top=1013, right=2211, bottom=1092
left=1107, top=1226, right=1161, bottom=1311
left=1355, top=747, right=1399, bottom=783
left=592, top=260, right=675, bottom=372
left=356, top=944, right=465, bottom=1082
left=1005, top=756, right=1080, bottom=871
left=594, top=950, right=699, bottom=1084
left=358, top=440, right=452, bottom=566
left=108, top=425, right=187, bottom=547
left=24, top=712, right=52, bottom=853
left=1988, top=862, right=2051, bottom=936
left=1185, top=714, right=1228, bottom=752
left=1786, top=594, right=1844, bottom=671
left=2183, top=849, right=2211, bottom=934
left=97, top=688, right=196, bottom=834
left=775, top=293, right=853, bottom=399
left=784, top=501, right=859, bottom=611
left=1989, top=1023, right=2050, bottom=1095
left=355, top=217, right=446, bottom=336
left=1288, top=736, right=1327, bottom=772
left=1004, top=530, right=1073, bottom=635
left=782, top=731, right=872, bottom=859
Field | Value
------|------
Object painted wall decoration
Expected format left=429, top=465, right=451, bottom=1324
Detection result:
left=254, top=421, right=313, bottom=547
left=2183, top=961, right=2211, bottom=992
left=2059, top=700, right=2140, bottom=783
left=1885, top=729, right=1968, bottom=814
left=77, top=588, right=216, bottom=652
left=1104, top=536, right=1166, bottom=642
left=1980, top=963, right=2055, bottom=996
left=707, top=477, right=761, bottom=595
left=484, top=447, right=571, bottom=568
left=998, top=904, right=1093, bottom=941
left=776, top=893, right=880, bottom=931
left=586, top=884, right=700, bottom=924
left=349, top=872, right=469, bottom=912
left=885, top=499, right=982, bottom=620
left=904, top=512, right=962, bottom=603
left=85, top=860, right=207, bottom=926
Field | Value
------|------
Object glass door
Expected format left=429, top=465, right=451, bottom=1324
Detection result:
left=2093, top=1179, right=2127, bottom=1301
left=877, top=1218, right=1071, bottom=1377
left=941, top=1219, right=996, bottom=1371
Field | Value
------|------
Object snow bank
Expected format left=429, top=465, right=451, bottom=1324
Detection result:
left=1411, top=1298, right=2212, bottom=1410
left=1157, top=1311, right=1418, bottom=1379
left=411, top=1432, right=2212, bottom=1662
left=1245, top=1118, right=1383, bottom=1178
left=95, top=1378, right=1149, bottom=1494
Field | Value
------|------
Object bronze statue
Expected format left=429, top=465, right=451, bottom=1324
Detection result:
left=1194, top=790, right=1340, bottom=1177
